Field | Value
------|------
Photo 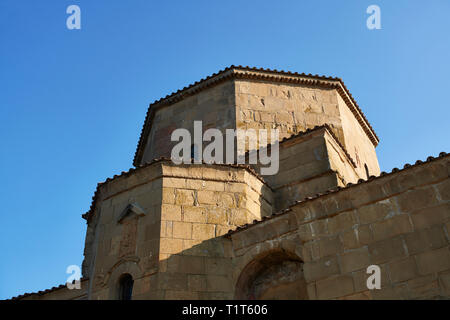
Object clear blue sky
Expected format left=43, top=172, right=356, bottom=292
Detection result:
left=1, top=0, right=449, bottom=299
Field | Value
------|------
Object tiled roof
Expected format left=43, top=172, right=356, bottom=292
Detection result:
left=82, top=158, right=270, bottom=223
left=133, top=65, right=379, bottom=166
left=225, top=151, right=449, bottom=237
left=9, top=278, right=88, bottom=300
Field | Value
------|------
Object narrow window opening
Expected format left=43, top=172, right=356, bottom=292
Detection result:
left=118, top=273, right=134, bottom=300
left=364, top=164, right=370, bottom=180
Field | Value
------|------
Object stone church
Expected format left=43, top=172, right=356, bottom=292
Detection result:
left=13, top=66, right=450, bottom=300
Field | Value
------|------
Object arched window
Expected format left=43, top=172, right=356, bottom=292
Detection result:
left=364, top=164, right=370, bottom=180
left=118, top=274, right=134, bottom=300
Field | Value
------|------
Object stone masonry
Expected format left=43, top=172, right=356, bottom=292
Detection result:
left=12, top=66, right=450, bottom=300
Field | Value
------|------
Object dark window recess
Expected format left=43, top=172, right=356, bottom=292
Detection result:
left=118, top=274, right=134, bottom=300
left=364, top=164, right=370, bottom=180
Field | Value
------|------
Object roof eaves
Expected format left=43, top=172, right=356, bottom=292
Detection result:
left=9, top=278, right=89, bottom=300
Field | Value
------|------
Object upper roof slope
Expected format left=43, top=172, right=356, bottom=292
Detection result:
left=133, top=66, right=379, bottom=166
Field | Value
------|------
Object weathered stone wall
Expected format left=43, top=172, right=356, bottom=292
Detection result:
left=138, top=77, right=380, bottom=175
left=235, top=79, right=342, bottom=144
left=25, top=155, right=449, bottom=300
left=252, top=127, right=360, bottom=212
left=235, top=79, right=379, bottom=175
left=324, top=131, right=360, bottom=186
left=336, top=94, right=380, bottom=178
left=81, top=161, right=273, bottom=300
left=83, top=163, right=164, bottom=299
left=229, top=155, right=450, bottom=299
left=16, top=68, right=449, bottom=301
left=156, top=163, right=273, bottom=299
left=141, top=81, right=235, bottom=163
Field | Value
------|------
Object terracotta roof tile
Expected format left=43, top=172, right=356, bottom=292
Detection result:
left=9, top=278, right=88, bottom=300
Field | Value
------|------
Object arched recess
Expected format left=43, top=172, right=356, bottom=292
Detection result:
left=118, top=273, right=134, bottom=300
left=105, top=260, right=142, bottom=300
left=234, top=249, right=308, bottom=300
